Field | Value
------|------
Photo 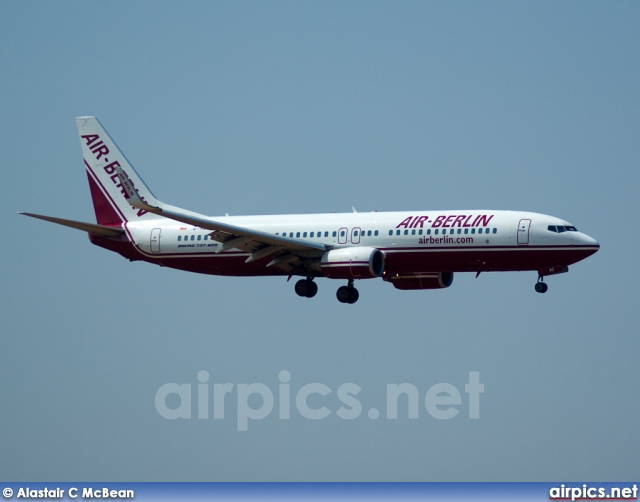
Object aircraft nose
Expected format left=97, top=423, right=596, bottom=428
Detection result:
left=580, top=233, right=600, bottom=250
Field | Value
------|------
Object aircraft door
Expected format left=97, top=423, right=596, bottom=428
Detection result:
left=351, top=227, right=361, bottom=244
left=338, top=227, right=348, bottom=244
left=150, top=228, right=162, bottom=253
left=517, top=219, right=531, bottom=245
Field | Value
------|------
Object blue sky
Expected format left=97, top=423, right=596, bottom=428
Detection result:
left=1, top=1, right=639, bottom=481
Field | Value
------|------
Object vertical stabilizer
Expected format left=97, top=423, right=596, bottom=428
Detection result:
left=77, top=116, right=160, bottom=224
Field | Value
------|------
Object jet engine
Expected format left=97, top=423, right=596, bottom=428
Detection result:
left=317, top=247, right=385, bottom=279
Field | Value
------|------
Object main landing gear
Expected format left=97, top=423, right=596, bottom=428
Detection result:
left=535, top=276, right=549, bottom=294
left=295, top=278, right=360, bottom=303
left=295, top=278, right=318, bottom=298
left=336, top=279, right=359, bottom=304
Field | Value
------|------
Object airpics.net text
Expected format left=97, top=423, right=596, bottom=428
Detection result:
left=155, top=371, right=484, bottom=431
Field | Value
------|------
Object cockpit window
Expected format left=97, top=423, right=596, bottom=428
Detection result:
left=548, top=225, right=578, bottom=233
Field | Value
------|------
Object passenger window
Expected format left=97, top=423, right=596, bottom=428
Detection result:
left=178, top=235, right=182, bottom=241
left=368, top=230, right=372, bottom=236
left=325, top=232, right=329, bottom=237
left=340, top=230, right=345, bottom=237
left=310, top=232, right=314, bottom=238
left=389, top=230, right=393, bottom=236
left=303, top=232, right=307, bottom=237
left=197, top=235, right=202, bottom=240
left=427, top=229, right=431, bottom=235
left=435, top=229, right=439, bottom=235
left=418, top=229, right=423, bottom=235
left=464, top=228, right=468, bottom=234
left=492, top=228, right=497, bottom=234
left=471, top=229, right=475, bottom=234
left=457, top=229, right=461, bottom=234
left=332, top=231, right=337, bottom=237
left=374, top=230, right=378, bottom=236
left=404, top=230, right=408, bottom=235
left=296, top=232, right=300, bottom=237
left=290, top=232, right=294, bottom=237
left=396, top=230, right=401, bottom=235
left=354, top=231, right=358, bottom=236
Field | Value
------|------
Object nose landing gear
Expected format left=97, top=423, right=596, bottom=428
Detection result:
left=535, top=276, right=548, bottom=293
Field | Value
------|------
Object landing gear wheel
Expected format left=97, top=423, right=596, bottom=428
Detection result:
left=305, top=280, right=318, bottom=298
left=336, top=286, right=351, bottom=303
left=336, top=285, right=359, bottom=304
left=295, top=279, right=308, bottom=297
left=535, top=281, right=548, bottom=293
left=295, top=279, right=318, bottom=298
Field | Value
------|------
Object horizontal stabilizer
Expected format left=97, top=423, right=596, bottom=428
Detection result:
left=18, top=212, right=124, bottom=237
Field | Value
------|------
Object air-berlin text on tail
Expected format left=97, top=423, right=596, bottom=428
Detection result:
left=81, top=134, right=110, bottom=160
left=396, top=214, right=495, bottom=229
left=81, top=134, right=148, bottom=217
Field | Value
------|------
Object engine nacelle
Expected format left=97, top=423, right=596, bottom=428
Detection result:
left=318, top=247, right=385, bottom=279
left=384, top=272, right=454, bottom=290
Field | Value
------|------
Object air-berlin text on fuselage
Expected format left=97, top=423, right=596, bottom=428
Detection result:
left=81, top=134, right=148, bottom=217
left=396, top=214, right=494, bottom=229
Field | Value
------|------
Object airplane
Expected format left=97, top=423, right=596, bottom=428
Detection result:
left=20, top=116, right=600, bottom=304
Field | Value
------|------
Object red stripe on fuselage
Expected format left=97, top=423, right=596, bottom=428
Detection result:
left=382, top=245, right=598, bottom=273
left=88, top=234, right=598, bottom=278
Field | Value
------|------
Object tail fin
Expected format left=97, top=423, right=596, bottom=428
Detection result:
left=77, top=116, right=161, bottom=225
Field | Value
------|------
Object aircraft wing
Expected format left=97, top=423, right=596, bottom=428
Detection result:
left=115, top=165, right=327, bottom=270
